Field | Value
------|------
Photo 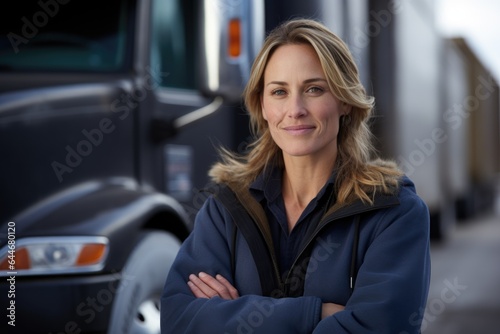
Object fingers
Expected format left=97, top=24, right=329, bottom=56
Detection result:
left=215, top=274, right=240, bottom=299
left=187, top=272, right=239, bottom=300
left=187, top=278, right=207, bottom=298
left=321, top=302, right=345, bottom=319
left=188, top=273, right=217, bottom=298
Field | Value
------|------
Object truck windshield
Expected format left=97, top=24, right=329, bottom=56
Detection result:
left=0, top=0, right=132, bottom=72
left=150, top=0, right=198, bottom=89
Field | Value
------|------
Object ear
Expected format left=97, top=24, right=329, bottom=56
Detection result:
left=342, top=102, right=352, bottom=116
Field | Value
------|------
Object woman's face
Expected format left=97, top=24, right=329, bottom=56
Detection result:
left=261, top=43, right=348, bottom=162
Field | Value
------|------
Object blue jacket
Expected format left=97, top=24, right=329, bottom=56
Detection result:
left=161, top=175, right=431, bottom=333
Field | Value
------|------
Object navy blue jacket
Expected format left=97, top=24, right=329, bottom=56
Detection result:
left=161, top=175, right=430, bottom=333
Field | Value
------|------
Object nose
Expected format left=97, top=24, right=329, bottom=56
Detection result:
left=287, top=94, right=307, bottom=119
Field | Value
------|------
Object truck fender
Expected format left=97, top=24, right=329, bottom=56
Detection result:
left=3, top=177, right=191, bottom=273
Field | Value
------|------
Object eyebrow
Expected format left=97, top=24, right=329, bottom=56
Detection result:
left=265, top=78, right=327, bottom=87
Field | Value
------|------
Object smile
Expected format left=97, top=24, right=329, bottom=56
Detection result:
left=283, top=125, right=315, bottom=135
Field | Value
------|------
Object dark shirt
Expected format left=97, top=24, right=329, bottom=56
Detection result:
left=249, top=166, right=337, bottom=279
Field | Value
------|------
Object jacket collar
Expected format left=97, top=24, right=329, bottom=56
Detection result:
left=249, top=164, right=338, bottom=207
left=321, top=192, right=400, bottom=225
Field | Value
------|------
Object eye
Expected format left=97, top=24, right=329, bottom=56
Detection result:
left=306, top=86, right=324, bottom=94
left=271, top=89, right=287, bottom=96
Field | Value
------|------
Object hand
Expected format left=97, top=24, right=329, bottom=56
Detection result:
left=321, top=303, right=345, bottom=319
left=187, top=272, right=240, bottom=300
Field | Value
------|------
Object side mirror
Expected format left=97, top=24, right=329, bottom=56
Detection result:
left=196, top=0, right=264, bottom=103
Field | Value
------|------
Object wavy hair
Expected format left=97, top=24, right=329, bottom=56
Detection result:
left=209, top=19, right=402, bottom=205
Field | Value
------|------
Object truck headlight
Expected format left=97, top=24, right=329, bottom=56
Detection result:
left=0, top=236, right=108, bottom=276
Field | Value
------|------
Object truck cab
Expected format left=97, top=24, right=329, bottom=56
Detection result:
left=0, top=0, right=263, bottom=332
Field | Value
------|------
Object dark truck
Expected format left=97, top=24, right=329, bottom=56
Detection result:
left=0, top=0, right=263, bottom=332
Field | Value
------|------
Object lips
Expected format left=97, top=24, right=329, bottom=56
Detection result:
left=283, top=125, right=315, bottom=135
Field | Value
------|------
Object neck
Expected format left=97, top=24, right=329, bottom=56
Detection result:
left=282, top=155, right=336, bottom=194
left=282, top=164, right=333, bottom=208
left=281, top=156, right=335, bottom=232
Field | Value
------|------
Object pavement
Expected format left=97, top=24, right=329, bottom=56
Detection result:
left=423, top=211, right=500, bottom=334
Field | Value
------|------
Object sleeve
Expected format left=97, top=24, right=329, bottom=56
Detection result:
left=160, top=196, right=322, bottom=334
left=313, top=190, right=431, bottom=334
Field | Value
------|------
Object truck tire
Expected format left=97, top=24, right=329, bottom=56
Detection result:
left=107, top=231, right=181, bottom=334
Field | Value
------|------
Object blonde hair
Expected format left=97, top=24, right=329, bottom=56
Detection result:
left=210, top=19, right=402, bottom=206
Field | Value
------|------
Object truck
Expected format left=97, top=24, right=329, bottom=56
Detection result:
left=0, top=0, right=263, bottom=333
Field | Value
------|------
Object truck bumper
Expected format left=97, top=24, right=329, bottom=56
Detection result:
left=0, top=272, right=121, bottom=334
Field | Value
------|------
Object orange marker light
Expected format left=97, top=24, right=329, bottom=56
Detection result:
left=0, top=247, right=30, bottom=270
left=76, top=244, right=107, bottom=266
left=228, top=19, right=241, bottom=57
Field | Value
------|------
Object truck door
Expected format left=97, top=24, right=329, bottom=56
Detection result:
left=142, top=0, right=264, bottom=219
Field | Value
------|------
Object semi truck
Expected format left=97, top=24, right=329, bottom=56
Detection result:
left=0, top=0, right=263, bottom=333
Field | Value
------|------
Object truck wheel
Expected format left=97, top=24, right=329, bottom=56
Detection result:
left=107, top=231, right=181, bottom=334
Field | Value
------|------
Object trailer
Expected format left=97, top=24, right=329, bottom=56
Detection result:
left=368, top=0, right=500, bottom=238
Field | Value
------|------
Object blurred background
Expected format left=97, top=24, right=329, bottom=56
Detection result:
left=417, top=1, right=500, bottom=333
left=0, top=0, right=499, bottom=333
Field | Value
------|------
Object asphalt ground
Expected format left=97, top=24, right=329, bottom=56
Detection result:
left=423, top=211, right=500, bottom=334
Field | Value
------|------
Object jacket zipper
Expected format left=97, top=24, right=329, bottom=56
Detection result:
left=282, top=201, right=400, bottom=294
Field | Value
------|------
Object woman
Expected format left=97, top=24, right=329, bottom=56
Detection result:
left=161, top=19, right=430, bottom=333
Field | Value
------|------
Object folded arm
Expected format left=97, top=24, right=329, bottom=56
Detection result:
left=160, top=197, right=323, bottom=334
